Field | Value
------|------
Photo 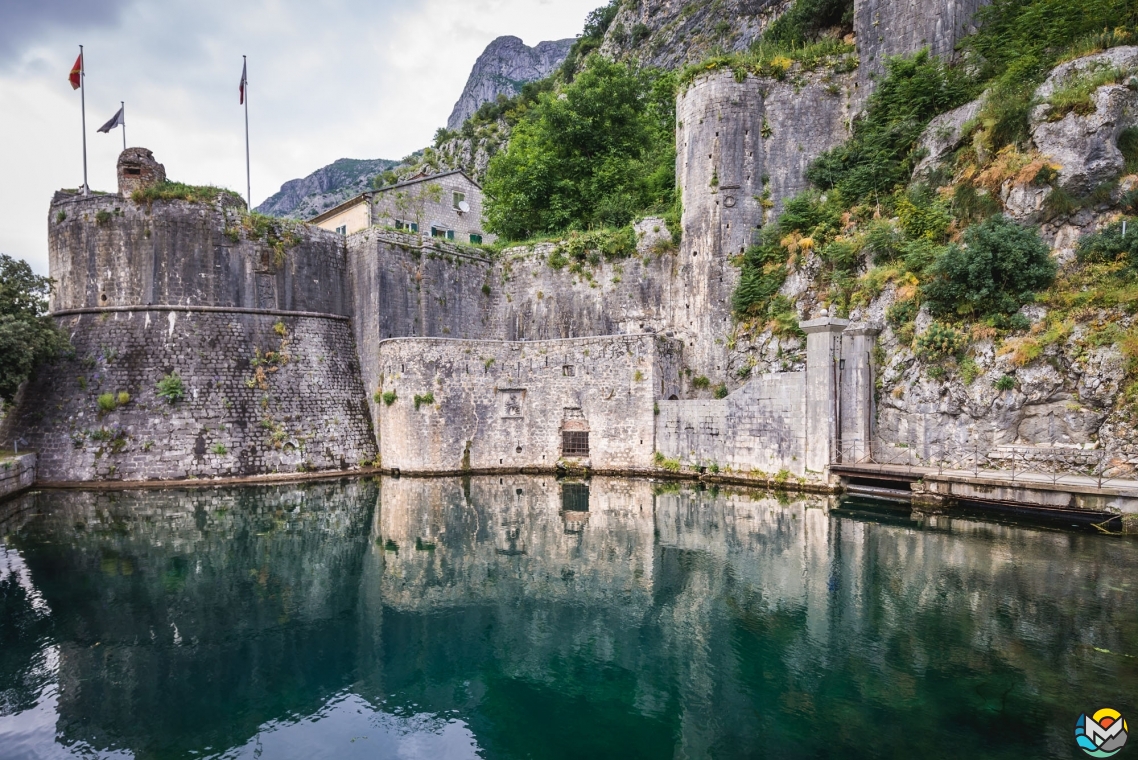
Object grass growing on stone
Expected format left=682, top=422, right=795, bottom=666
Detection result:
left=413, top=392, right=435, bottom=410
left=132, top=181, right=244, bottom=206
left=1044, top=65, right=1129, bottom=120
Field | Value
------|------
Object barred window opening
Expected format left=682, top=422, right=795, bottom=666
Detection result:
left=562, top=431, right=589, bottom=457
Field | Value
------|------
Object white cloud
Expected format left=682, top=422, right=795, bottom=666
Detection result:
left=0, top=0, right=596, bottom=274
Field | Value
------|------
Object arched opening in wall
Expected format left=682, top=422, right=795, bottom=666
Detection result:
left=669, top=394, right=678, bottom=400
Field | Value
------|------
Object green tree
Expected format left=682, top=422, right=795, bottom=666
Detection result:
left=483, top=56, right=676, bottom=241
left=0, top=255, right=65, bottom=405
left=923, top=215, right=1056, bottom=318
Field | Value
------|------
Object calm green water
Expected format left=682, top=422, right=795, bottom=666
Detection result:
left=1, top=477, right=1135, bottom=759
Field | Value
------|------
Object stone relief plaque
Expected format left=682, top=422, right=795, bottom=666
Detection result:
left=499, top=388, right=525, bottom=418
left=255, top=273, right=277, bottom=309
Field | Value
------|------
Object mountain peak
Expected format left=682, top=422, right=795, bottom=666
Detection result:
left=446, top=35, right=574, bottom=130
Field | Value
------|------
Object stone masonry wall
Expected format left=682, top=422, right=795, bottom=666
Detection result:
left=855, top=0, right=989, bottom=81
left=656, top=373, right=808, bottom=476
left=49, top=193, right=349, bottom=316
left=0, top=310, right=375, bottom=482
left=374, top=335, right=682, bottom=473
left=347, top=230, right=502, bottom=433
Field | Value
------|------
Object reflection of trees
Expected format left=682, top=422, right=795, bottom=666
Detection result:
left=2, top=480, right=377, bottom=759
left=0, top=550, right=54, bottom=717
left=2, top=476, right=1137, bottom=759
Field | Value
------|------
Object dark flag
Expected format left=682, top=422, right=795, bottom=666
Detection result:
left=97, top=105, right=124, bottom=133
left=239, top=59, right=247, bottom=104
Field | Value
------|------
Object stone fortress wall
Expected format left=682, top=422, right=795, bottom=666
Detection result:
left=375, top=334, right=682, bottom=473
left=4, top=0, right=1003, bottom=484
left=0, top=157, right=377, bottom=483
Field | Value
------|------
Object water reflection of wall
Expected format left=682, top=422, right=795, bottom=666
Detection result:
left=373, top=475, right=657, bottom=612
left=3, top=478, right=1137, bottom=759
left=2, top=480, right=378, bottom=758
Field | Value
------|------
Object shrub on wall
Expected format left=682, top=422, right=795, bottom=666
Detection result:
left=914, top=323, right=967, bottom=362
left=156, top=372, right=186, bottom=404
left=923, top=215, right=1055, bottom=319
left=1077, top=218, right=1138, bottom=269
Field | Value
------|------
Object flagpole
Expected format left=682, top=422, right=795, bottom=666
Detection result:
left=243, top=55, right=251, bottom=211
left=121, top=101, right=126, bottom=151
left=80, top=45, right=88, bottom=195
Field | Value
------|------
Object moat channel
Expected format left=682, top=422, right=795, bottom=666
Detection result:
left=1, top=476, right=1135, bottom=759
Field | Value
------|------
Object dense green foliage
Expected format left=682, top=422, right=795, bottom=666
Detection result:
left=1077, top=217, right=1138, bottom=269
left=763, top=0, right=853, bottom=46
left=923, top=215, right=1055, bottom=318
left=914, top=323, right=967, bottom=362
left=483, top=57, right=676, bottom=241
left=962, top=0, right=1138, bottom=150
left=733, top=191, right=845, bottom=331
left=807, top=51, right=976, bottom=202
left=559, top=1, right=622, bottom=81
left=0, top=255, right=64, bottom=405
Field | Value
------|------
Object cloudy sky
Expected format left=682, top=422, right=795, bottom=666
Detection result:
left=0, top=0, right=598, bottom=274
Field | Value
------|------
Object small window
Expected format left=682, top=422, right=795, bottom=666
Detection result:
left=410, top=222, right=418, bottom=233
left=394, top=219, right=405, bottom=230
left=562, top=431, right=589, bottom=457
left=335, top=225, right=347, bottom=235
left=431, top=226, right=445, bottom=239
left=562, top=365, right=575, bottom=377
left=470, top=233, right=483, bottom=245
left=446, top=229, right=455, bottom=241
left=124, top=167, right=141, bottom=176
left=453, top=192, right=465, bottom=209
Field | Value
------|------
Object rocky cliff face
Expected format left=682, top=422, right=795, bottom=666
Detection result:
left=256, top=157, right=397, bottom=220
left=600, top=0, right=792, bottom=69
left=446, top=36, right=574, bottom=130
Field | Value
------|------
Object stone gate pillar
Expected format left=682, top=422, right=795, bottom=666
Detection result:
left=840, top=324, right=880, bottom=463
left=802, top=314, right=848, bottom=474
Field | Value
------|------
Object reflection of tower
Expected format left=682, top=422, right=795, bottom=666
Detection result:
left=675, top=72, right=764, bottom=382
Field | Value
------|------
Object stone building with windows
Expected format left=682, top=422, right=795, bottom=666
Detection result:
left=311, top=170, right=495, bottom=244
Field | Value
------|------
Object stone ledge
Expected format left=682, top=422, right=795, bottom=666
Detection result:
left=0, top=453, right=37, bottom=502
left=52, top=305, right=351, bottom=321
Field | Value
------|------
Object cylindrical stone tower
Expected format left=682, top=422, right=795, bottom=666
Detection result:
left=0, top=149, right=377, bottom=483
left=673, top=71, right=765, bottom=383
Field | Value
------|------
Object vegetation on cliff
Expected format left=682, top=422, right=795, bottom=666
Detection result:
left=483, top=56, right=676, bottom=241
left=0, top=255, right=65, bottom=406
left=733, top=0, right=1138, bottom=418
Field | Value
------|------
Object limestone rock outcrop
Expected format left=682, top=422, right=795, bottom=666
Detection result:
left=599, top=0, right=792, bottom=70
left=256, top=157, right=398, bottom=219
left=446, top=36, right=574, bottom=131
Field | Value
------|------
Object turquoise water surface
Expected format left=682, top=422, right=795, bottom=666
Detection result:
left=0, top=476, right=1135, bottom=759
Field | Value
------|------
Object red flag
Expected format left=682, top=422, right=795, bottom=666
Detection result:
left=239, top=59, right=247, bottom=104
left=68, top=53, right=82, bottom=90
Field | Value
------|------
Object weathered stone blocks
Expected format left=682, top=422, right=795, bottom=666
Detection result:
left=0, top=310, right=375, bottom=482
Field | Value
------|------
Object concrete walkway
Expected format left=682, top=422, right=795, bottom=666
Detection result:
left=832, top=461, right=1138, bottom=498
